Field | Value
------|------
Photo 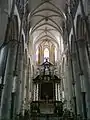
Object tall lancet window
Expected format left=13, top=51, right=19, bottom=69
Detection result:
left=44, top=48, right=49, bottom=61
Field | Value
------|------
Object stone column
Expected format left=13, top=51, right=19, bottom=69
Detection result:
left=68, top=55, right=77, bottom=113
left=20, top=62, right=25, bottom=115
left=33, top=84, right=36, bottom=101
left=19, top=59, right=24, bottom=112
left=72, top=51, right=83, bottom=115
left=14, top=46, right=24, bottom=115
left=38, top=47, right=40, bottom=64
left=41, top=46, right=44, bottom=63
left=52, top=45, right=55, bottom=64
left=25, top=64, right=30, bottom=110
left=63, top=59, right=69, bottom=108
left=77, top=39, right=90, bottom=118
left=0, top=41, right=17, bottom=119
left=65, top=55, right=73, bottom=110
left=36, top=84, right=39, bottom=101
left=29, top=67, right=32, bottom=103
left=0, top=47, right=7, bottom=77
left=58, top=84, right=60, bottom=101
left=50, top=44, right=55, bottom=63
left=0, top=46, right=8, bottom=103
left=55, top=83, right=58, bottom=101
left=23, top=64, right=28, bottom=111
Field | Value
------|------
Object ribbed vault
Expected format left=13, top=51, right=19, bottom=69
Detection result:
left=28, top=0, right=66, bottom=51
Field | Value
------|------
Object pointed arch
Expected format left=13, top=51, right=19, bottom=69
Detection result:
left=29, top=0, right=65, bottom=20
left=30, top=8, right=64, bottom=18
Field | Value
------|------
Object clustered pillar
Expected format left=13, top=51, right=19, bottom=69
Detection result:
left=71, top=41, right=83, bottom=115
left=77, top=39, right=90, bottom=118
left=14, top=45, right=24, bottom=115
left=0, top=39, right=32, bottom=120
left=0, top=40, right=17, bottom=119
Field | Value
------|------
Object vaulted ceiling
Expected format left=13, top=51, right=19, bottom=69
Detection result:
left=28, top=0, right=66, bottom=47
